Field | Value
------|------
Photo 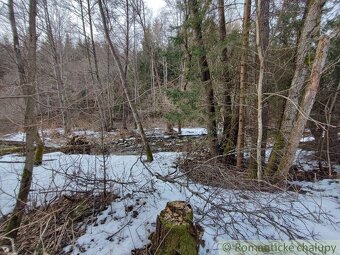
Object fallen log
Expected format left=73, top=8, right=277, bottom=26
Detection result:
left=0, top=140, right=26, bottom=147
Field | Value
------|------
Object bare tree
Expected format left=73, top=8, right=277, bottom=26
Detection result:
left=41, top=0, right=71, bottom=135
left=218, top=0, right=237, bottom=163
left=266, top=0, right=326, bottom=175
left=88, top=0, right=112, bottom=131
left=276, top=33, right=335, bottom=180
left=4, top=0, right=38, bottom=241
left=236, top=0, right=251, bottom=168
left=98, top=0, right=153, bottom=161
left=189, top=0, right=219, bottom=156
left=252, top=0, right=270, bottom=180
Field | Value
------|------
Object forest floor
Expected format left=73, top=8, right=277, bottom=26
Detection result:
left=0, top=127, right=340, bottom=254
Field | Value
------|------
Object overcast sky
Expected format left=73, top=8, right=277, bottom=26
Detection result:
left=145, top=0, right=166, bottom=15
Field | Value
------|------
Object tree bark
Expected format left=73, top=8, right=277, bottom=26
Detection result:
left=122, top=0, right=131, bottom=130
left=42, top=0, right=71, bottom=135
left=5, top=0, right=38, bottom=242
left=276, top=35, right=332, bottom=181
left=34, top=131, right=44, bottom=165
left=189, top=0, right=219, bottom=156
left=218, top=0, right=236, bottom=162
left=98, top=0, right=153, bottom=161
left=236, top=0, right=251, bottom=168
left=280, top=0, right=325, bottom=135
left=323, top=81, right=340, bottom=175
left=88, top=0, right=112, bottom=131
left=79, top=0, right=95, bottom=107
left=255, top=0, right=264, bottom=181
left=266, top=0, right=325, bottom=175
left=251, top=0, right=269, bottom=180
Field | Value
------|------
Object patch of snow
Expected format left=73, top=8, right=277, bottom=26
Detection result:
left=141, top=127, right=207, bottom=138
left=300, top=136, right=315, bottom=142
left=294, top=149, right=319, bottom=171
left=290, top=179, right=340, bottom=200
left=1, top=132, right=26, bottom=142
left=174, top=127, right=207, bottom=136
left=334, top=165, right=340, bottom=173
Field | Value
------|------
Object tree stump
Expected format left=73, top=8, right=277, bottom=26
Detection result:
left=150, top=201, right=201, bottom=255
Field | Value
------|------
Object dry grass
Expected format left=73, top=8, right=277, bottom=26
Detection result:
left=0, top=193, right=117, bottom=255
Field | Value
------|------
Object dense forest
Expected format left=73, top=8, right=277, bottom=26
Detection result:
left=0, top=0, right=339, bottom=254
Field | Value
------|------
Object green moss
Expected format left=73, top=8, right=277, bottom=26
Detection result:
left=265, top=131, right=285, bottom=177
left=155, top=202, right=198, bottom=255
left=157, top=220, right=198, bottom=255
left=145, top=145, right=154, bottom=162
left=0, top=146, right=22, bottom=156
left=34, top=144, right=44, bottom=165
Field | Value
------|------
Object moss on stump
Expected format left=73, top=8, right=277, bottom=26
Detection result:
left=150, top=201, right=201, bottom=255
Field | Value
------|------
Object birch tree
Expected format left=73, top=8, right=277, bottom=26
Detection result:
left=250, top=0, right=270, bottom=180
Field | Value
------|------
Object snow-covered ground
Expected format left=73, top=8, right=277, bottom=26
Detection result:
left=1, top=149, right=340, bottom=254
left=1, top=132, right=26, bottom=142
left=300, top=136, right=315, bottom=142
left=0, top=129, right=117, bottom=148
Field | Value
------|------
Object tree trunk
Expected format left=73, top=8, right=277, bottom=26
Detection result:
left=252, top=0, right=270, bottom=180
left=276, top=34, right=332, bottom=181
left=88, top=0, right=111, bottom=131
left=79, top=0, right=94, bottom=84
left=255, top=1, right=264, bottom=181
left=122, top=0, right=130, bottom=131
left=79, top=0, right=94, bottom=111
left=280, top=0, right=325, bottom=136
left=5, top=0, right=38, bottom=242
left=34, top=132, right=44, bottom=165
left=98, top=0, right=153, bottom=161
left=189, top=0, right=219, bottom=156
left=323, top=81, right=340, bottom=175
left=150, top=201, right=201, bottom=255
left=236, top=0, right=251, bottom=168
left=42, top=0, right=71, bottom=135
left=178, top=120, right=182, bottom=135
left=218, top=0, right=235, bottom=162
left=266, top=0, right=325, bottom=176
